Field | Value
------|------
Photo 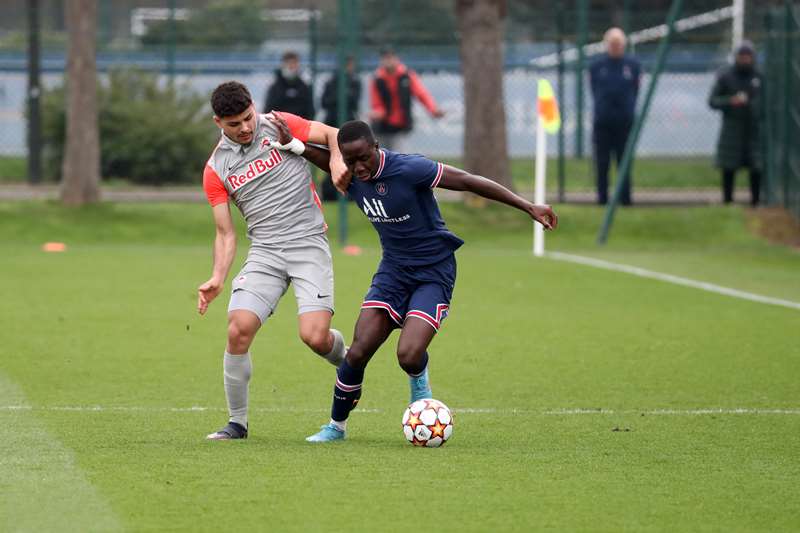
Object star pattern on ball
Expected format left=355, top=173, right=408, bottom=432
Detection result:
left=430, top=420, right=446, bottom=438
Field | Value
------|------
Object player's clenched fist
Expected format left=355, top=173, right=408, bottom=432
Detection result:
left=330, top=157, right=351, bottom=194
left=197, top=277, right=223, bottom=315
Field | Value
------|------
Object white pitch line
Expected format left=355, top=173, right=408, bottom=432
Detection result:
left=0, top=405, right=378, bottom=414
left=2, top=406, right=799, bottom=415
left=0, top=375, right=122, bottom=530
left=539, top=408, right=800, bottom=415
left=546, top=251, right=800, bottom=311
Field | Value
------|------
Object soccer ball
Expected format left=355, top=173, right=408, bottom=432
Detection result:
left=402, top=398, right=453, bottom=447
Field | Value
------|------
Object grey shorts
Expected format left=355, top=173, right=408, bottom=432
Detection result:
left=228, top=233, right=334, bottom=323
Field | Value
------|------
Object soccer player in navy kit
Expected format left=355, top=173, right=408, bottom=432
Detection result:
left=269, top=118, right=557, bottom=442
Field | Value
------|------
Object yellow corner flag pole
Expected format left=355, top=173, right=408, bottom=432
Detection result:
left=534, top=79, right=561, bottom=257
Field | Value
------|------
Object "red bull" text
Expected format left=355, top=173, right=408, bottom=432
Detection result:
left=227, top=150, right=284, bottom=191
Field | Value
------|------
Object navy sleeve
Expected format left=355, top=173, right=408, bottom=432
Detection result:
left=401, top=154, right=444, bottom=189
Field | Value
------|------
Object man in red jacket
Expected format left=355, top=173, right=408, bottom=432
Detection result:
left=369, top=47, right=444, bottom=152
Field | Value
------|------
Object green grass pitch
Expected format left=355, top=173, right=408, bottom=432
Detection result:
left=1, top=200, right=798, bottom=532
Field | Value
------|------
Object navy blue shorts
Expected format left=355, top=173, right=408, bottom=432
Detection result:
left=362, top=255, right=456, bottom=331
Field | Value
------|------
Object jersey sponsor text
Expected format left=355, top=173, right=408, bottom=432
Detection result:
left=227, top=149, right=284, bottom=191
left=362, top=197, right=389, bottom=218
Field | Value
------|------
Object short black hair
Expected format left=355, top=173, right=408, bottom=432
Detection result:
left=210, top=81, right=252, bottom=118
left=337, top=120, right=376, bottom=146
left=282, top=50, right=300, bottom=62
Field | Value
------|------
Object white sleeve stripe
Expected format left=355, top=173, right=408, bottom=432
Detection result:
left=431, top=162, right=444, bottom=188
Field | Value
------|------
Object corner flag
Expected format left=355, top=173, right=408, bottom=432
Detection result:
left=533, top=79, right=560, bottom=257
left=537, top=79, right=561, bottom=134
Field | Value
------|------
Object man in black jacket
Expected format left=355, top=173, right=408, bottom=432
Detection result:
left=264, top=51, right=315, bottom=120
left=321, top=56, right=361, bottom=127
left=320, top=56, right=362, bottom=200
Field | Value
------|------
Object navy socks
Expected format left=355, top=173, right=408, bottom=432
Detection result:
left=331, top=360, right=364, bottom=422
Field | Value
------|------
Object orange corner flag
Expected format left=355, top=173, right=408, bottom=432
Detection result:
left=537, top=79, right=561, bottom=135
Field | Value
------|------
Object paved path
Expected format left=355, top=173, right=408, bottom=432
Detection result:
left=0, top=184, right=751, bottom=205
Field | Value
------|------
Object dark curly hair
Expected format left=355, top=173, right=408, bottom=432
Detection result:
left=210, top=81, right=253, bottom=118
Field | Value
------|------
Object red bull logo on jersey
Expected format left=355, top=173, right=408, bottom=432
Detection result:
left=227, top=149, right=284, bottom=191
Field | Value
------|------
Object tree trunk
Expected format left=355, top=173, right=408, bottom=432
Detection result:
left=60, top=0, right=100, bottom=206
left=456, top=0, right=512, bottom=192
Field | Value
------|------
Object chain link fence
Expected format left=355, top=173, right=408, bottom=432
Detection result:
left=0, top=1, right=789, bottom=203
left=764, top=3, right=800, bottom=220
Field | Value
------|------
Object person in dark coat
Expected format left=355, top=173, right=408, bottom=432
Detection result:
left=264, top=51, right=315, bottom=119
left=590, top=27, right=641, bottom=206
left=708, top=41, right=763, bottom=206
left=319, top=56, right=362, bottom=200
left=322, top=56, right=361, bottom=127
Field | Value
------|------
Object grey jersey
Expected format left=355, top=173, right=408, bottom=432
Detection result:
left=203, top=113, right=325, bottom=245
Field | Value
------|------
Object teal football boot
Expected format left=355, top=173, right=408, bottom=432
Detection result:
left=305, top=423, right=345, bottom=443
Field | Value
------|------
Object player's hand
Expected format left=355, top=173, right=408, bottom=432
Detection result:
left=330, top=156, right=351, bottom=194
left=197, top=277, right=224, bottom=315
left=432, top=109, right=445, bottom=119
left=369, top=109, right=385, bottom=121
left=529, top=203, right=558, bottom=230
left=267, top=112, right=293, bottom=145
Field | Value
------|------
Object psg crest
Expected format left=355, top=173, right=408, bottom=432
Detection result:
left=375, top=182, right=389, bottom=196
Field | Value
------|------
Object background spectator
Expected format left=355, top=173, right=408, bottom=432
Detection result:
left=264, top=51, right=315, bottom=119
left=320, top=56, right=362, bottom=200
left=321, top=56, right=361, bottom=127
left=708, top=41, right=763, bottom=206
left=369, top=47, right=444, bottom=152
left=590, top=27, right=641, bottom=206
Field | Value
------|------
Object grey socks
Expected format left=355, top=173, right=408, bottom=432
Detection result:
left=223, top=351, right=252, bottom=427
left=223, top=330, right=342, bottom=429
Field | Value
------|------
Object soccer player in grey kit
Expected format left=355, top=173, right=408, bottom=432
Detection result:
left=198, top=81, right=349, bottom=440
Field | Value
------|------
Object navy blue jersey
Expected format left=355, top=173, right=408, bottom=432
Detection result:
left=347, top=149, right=464, bottom=266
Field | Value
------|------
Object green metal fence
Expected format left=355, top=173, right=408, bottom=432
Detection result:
left=0, top=0, right=786, bottom=205
left=764, top=2, right=800, bottom=220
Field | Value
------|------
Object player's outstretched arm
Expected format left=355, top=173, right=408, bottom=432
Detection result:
left=198, top=203, right=237, bottom=315
left=268, top=113, right=332, bottom=174
left=438, top=165, right=558, bottom=230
